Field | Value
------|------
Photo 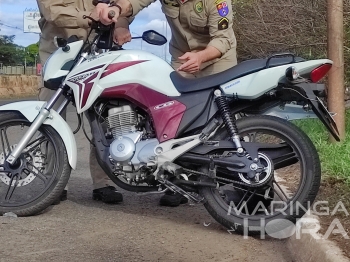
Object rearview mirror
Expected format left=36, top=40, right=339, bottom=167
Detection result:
left=142, top=30, right=167, bottom=46
left=54, top=36, right=68, bottom=48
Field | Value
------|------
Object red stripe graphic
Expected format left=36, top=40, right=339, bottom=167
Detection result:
left=101, top=60, right=148, bottom=79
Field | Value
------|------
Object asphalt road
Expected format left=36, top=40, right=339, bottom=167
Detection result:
left=0, top=98, right=295, bottom=262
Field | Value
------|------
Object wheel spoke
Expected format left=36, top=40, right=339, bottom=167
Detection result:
left=242, top=189, right=257, bottom=206
left=22, top=168, right=32, bottom=177
left=272, top=179, right=290, bottom=201
left=216, top=177, right=275, bottom=200
left=25, top=136, right=49, bottom=153
left=273, top=152, right=299, bottom=170
left=4, top=173, right=20, bottom=201
left=0, top=127, right=11, bottom=158
left=26, top=162, right=48, bottom=185
left=235, top=188, right=250, bottom=209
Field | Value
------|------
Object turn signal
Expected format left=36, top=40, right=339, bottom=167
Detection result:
left=310, top=63, right=332, bottom=83
left=285, top=66, right=300, bottom=81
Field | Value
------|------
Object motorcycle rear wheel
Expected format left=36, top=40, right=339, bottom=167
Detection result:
left=199, top=115, right=321, bottom=235
left=0, top=111, right=71, bottom=216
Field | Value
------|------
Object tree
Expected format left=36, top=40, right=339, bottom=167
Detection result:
left=0, top=35, right=39, bottom=66
left=0, top=35, right=16, bottom=46
left=0, top=35, right=22, bottom=65
left=25, top=43, right=39, bottom=66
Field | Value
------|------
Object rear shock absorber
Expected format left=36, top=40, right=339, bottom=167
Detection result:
left=214, top=90, right=244, bottom=154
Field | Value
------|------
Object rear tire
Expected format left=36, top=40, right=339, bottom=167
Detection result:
left=0, top=111, right=71, bottom=216
left=200, top=115, right=321, bottom=235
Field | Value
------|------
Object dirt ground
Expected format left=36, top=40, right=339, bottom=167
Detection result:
left=0, top=184, right=295, bottom=262
left=0, top=103, right=295, bottom=262
left=316, top=178, right=350, bottom=259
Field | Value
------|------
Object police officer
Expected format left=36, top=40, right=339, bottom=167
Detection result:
left=99, top=0, right=237, bottom=78
left=36, top=0, right=131, bottom=204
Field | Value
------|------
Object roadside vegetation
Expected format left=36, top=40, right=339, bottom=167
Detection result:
left=294, top=112, right=350, bottom=185
left=294, top=114, right=350, bottom=258
left=0, top=35, right=39, bottom=67
left=233, top=0, right=350, bottom=87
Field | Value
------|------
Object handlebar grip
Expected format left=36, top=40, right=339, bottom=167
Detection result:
left=108, top=10, right=116, bottom=20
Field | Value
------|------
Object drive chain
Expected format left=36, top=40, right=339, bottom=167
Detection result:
left=182, top=167, right=254, bottom=187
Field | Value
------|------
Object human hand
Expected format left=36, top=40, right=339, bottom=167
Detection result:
left=89, top=3, right=108, bottom=22
left=177, top=52, right=203, bottom=74
left=113, top=27, right=132, bottom=45
left=99, top=6, right=120, bottom=24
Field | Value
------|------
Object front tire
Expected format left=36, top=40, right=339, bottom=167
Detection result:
left=0, top=111, right=71, bottom=216
left=200, top=115, right=321, bottom=235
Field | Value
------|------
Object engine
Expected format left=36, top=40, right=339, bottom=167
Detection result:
left=107, top=105, right=137, bottom=138
left=106, top=105, right=159, bottom=171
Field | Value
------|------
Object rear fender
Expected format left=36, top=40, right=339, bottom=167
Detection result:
left=288, top=83, right=340, bottom=141
left=0, top=101, right=77, bottom=169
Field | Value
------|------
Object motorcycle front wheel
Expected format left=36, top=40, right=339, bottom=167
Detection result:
left=0, top=111, right=71, bottom=216
left=199, top=115, right=321, bottom=235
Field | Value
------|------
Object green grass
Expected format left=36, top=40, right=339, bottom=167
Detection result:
left=292, top=111, right=350, bottom=184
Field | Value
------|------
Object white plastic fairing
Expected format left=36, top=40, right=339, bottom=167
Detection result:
left=65, top=50, right=180, bottom=114
left=221, top=59, right=333, bottom=99
left=43, top=40, right=84, bottom=82
left=97, top=50, right=180, bottom=96
left=0, top=101, right=77, bottom=169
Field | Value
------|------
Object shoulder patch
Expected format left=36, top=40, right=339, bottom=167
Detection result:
left=217, top=1, right=229, bottom=17
left=195, top=1, right=203, bottom=13
left=218, top=17, right=229, bottom=30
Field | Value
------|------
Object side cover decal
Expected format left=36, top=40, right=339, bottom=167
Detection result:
left=67, top=65, right=104, bottom=108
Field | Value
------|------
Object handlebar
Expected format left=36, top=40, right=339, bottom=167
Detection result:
left=108, top=10, right=116, bottom=20
left=82, top=9, right=115, bottom=23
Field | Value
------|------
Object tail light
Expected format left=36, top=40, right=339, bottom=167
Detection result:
left=310, top=63, right=332, bottom=83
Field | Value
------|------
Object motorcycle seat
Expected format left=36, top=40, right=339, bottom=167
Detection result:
left=170, top=57, right=304, bottom=94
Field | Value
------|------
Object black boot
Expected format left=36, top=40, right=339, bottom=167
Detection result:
left=92, top=186, right=123, bottom=204
left=51, top=190, right=68, bottom=205
left=159, top=191, right=188, bottom=207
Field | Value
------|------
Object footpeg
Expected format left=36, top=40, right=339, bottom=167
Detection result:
left=159, top=179, right=204, bottom=204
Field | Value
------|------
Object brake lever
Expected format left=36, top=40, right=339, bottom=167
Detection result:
left=83, top=15, right=99, bottom=29
left=83, top=12, right=116, bottom=31
left=83, top=10, right=115, bottom=21
left=83, top=15, right=97, bottom=23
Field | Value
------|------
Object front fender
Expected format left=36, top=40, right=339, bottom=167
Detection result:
left=0, top=101, right=77, bottom=169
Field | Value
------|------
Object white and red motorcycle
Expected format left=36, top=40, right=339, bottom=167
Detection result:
left=0, top=17, right=339, bottom=234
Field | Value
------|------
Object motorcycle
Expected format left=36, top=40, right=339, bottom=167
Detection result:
left=0, top=16, right=339, bottom=235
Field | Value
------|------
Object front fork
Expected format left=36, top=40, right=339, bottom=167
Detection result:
left=6, top=87, right=70, bottom=165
